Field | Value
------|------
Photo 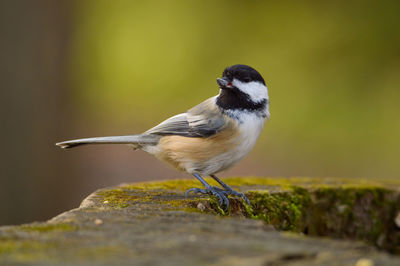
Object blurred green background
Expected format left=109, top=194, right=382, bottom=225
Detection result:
left=1, top=0, right=399, bottom=225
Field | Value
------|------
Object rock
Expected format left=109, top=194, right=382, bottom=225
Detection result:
left=196, top=202, right=206, bottom=211
left=0, top=177, right=399, bottom=265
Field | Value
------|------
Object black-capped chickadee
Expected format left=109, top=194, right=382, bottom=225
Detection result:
left=57, top=64, right=270, bottom=209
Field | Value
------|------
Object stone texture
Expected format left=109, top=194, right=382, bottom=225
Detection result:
left=0, top=177, right=399, bottom=265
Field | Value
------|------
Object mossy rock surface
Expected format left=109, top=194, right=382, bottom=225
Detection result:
left=0, top=177, right=399, bottom=265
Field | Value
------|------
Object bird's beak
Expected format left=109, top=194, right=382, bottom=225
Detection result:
left=217, top=77, right=233, bottom=89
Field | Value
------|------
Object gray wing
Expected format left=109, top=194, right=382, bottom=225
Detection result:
left=145, top=97, right=225, bottom=138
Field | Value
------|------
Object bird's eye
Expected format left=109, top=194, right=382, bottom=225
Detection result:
left=243, top=77, right=251, bottom=82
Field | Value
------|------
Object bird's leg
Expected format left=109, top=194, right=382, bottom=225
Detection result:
left=210, top=174, right=251, bottom=205
left=185, top=173, right=230, bottom=209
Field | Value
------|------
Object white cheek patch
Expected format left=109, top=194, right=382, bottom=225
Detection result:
left=232, top=79, right=269, bottom=103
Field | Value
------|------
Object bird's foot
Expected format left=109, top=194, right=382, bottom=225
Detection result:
left=185, top=187, right=208, bottom=196
left=185, top=187, right=230, bottom=210
left=218, top=188, right=251, bottom=205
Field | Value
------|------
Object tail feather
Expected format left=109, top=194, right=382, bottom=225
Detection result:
left=56, top=134, right=159, bottom=149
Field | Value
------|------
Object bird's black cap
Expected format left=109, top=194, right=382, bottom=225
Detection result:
left=222, top=64, right=265, bottom=85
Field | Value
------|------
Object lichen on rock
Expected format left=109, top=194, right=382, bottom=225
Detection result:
left=0, top=177, right=399, bottom=265
left=94, top=177, right=400, bottom=253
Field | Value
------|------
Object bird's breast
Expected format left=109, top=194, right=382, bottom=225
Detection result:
left=153, top=111, right=266, bottom=175
left=155, top=117, right=238, bottom=164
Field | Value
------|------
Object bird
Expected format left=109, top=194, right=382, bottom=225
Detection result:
left=56, top=64, right=270, bottom=210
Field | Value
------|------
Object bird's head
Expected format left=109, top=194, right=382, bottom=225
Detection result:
left=216, top=64, right=268, bottom=112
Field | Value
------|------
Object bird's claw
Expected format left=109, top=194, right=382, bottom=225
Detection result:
left=210, top=187, right=250, bottom=205
left=226, top=189, right=251, bottom=205
left=185, top=185, right=250, bottom=210
left=185, top=187, right=230, bottom=210
left=185, top=187, right=208, bottom=197
left=209, top=188, right=230, bottom=210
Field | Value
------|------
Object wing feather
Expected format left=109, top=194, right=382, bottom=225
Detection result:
left=145, top=97, right=225, bottom=138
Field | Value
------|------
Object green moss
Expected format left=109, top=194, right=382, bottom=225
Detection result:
left=97, top=177, right=399, bottom=253
left=115, top=176, right=400, bottom=196
left=20, top=223, right=77, bottom=233
left=0, top=176, right=397, bottom=263
left=159, top=198, right=193, bottom=208
left=244, top=187, right=311, bottom=231
left=0, top=223, right=78, bottom=262
left=98, top=186, right=203, bottom=210
left=0, top=240, right=53, bottom=262
left=237, top=185, right=399, bottom=253
left=119, top=176, right=311, bottom=192
left=306, top=186, right=400, bottom=253
left=207, top=197, right=227, bottom=215
left=0, top=240, right=129, bottom=262
left=98, top=188, right=147, bottom=208
left=123, top=178, right=221, bottom=191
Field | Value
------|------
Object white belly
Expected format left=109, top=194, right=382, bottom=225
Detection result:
left=193, top=111, right=267, bottom=175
